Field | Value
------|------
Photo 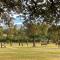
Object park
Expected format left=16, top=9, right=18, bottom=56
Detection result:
left=0, top=0, right=60, bottom=60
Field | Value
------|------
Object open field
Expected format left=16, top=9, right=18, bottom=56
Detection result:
left=0, top=43, right=60, bottom=60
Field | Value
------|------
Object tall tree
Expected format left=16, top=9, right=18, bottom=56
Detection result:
left=0, top=26, right=4, bottom=48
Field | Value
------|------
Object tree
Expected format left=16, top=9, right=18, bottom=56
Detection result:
left=48, top=25, right=58, bottom=43
left=24, top=23, right=36, bottom=47
left=23, top=0, right=60, bottom=26
left=13, top=25, right=27, bottom=46
left=37, top=23, right=49, bottom=42
left=22, top=0, right=60, bottom=46
left=7, top=26, right=14, bottom=46
left=0, top=26, right=4, bottom=48
left=0, top=0, right=23, bottom=32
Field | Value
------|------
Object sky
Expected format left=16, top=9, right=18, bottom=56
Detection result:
left=0, top=13, right=24, bottom=29
left=14, top=16, right=24, bottom=25
left=9, top=11, right=24, bottom=25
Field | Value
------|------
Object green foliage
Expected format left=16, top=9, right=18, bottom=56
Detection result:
left=0, top=0, right=60, bottom=45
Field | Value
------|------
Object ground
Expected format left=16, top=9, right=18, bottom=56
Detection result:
left=0, top=43, right=60, bottom=60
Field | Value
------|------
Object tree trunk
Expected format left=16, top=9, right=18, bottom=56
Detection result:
left=10, top=41, right=12, bottom=46
left=1, top=42, right=2, bottom=48
left=21, top=42, right=23, bottom=46
left=19, top=40, right=20, bottom=46
left=26, top=40, right=28, bottom=47
left=33, top=37, right=35, bottom=47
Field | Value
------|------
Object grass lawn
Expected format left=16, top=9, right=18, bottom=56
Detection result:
left=0, top=43, right=60, bottom=60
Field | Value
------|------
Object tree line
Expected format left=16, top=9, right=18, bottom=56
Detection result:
left=0, top=23, right=60, bottom=47
left=0, top=0, right=60, bottom=47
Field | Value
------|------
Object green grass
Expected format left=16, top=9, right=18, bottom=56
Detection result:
left=0, top=43, right=60, bottom=60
